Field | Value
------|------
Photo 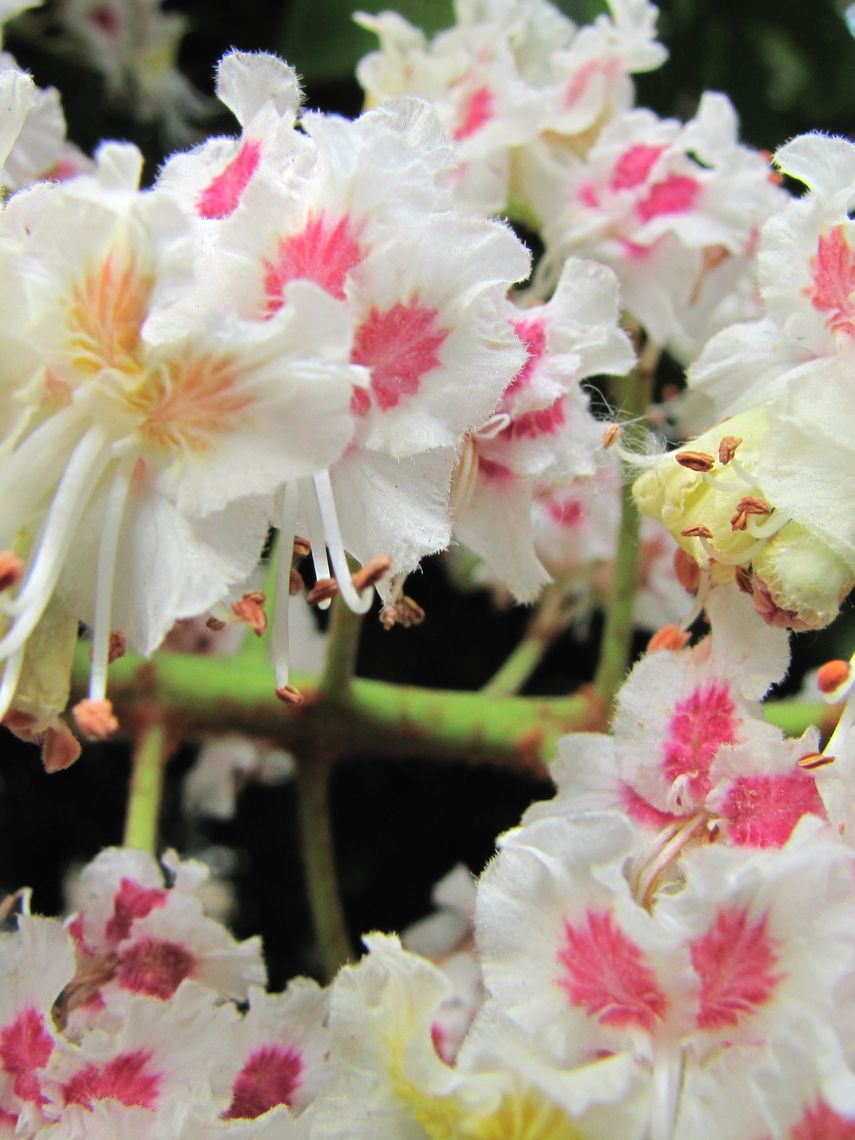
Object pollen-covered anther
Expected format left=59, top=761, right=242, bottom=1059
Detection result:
left=73, top=698, right=119, bottom=741
left=730, top=495, right=771, bottom=532
left=676, top=450, right=716, bottom=472
left=205, top=616, right=227, bottom=631
left=602, top=423, right=622, bottom=449
left=232, top=592, right=267, bottom=636
left=0, top=552, right=24, bottom=592
left=681, top=524, right=714, bottom=540
left=647, top=624, right=691, bottom=653
left=718, top=435, right=742, bottom=465
left=380, top=595, right=426, bottom=631
left=734, top=565, right=754, bottom=594
left=797, top=751, right=835, bottom=770
left=351, top=555, right=392, bottom=594
left=275, top=684, right=304, bottom=706
left=817, top=659, right=852, bottom=695
left=292, top=536, right=311, bottom=561
left=307, top=578, right=338, bottom=606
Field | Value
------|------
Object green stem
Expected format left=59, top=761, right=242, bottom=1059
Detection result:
left=123, top=717, right=169, bottom=854
left=294, top=751, right=353, bottom=980
left=319, top=597, right=363, bottom=703
left=593, top=342, right=660, bottom=710
left=482, top=583, right=574, bottom=696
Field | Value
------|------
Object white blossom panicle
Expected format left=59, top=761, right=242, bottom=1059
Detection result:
left=452, top=257, right=634, bottom=601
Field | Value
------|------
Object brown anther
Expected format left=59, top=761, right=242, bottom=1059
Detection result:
left=602, top=423, right=621, bottom=449
left=817, top=659, right=851, bottom=694
left=797, top=751, right=835, bottom=771
left=647, top=624, right=691, bottom=653
left=718, top=435, right=742, bottom=465
left=292, top=536, right=311, bottom=560
left=72, top=699, right=118, bottom=741
left=90, top=631, right=126, bottom=664
left=42, top=722, right=82, bottom=773
left=289, top=568, right=305, bottom=596
left=351, top=555, right=393, bottom=593
left=307, top=578, right=338, bottom=606
left=232, top=592, right=267, bottom=636
left=675, top=450, right=715, bottom=472
left=681, top=524, right=713, bottom=540
left=205, top=616, right=226, bottom=631
left=275, top=684, right=304, bottom=706
left=0, top=551, right=24, bottom=592
left=730, top=495, right=771, bottom=532
left=673, top=548, right=701, bottom=594
left=734, top=565, right=754, bottom=595
left=380, top=596, right=426, bottom=631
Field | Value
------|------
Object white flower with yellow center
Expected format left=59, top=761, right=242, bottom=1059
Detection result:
left=0, top=143, right=361, bottom=734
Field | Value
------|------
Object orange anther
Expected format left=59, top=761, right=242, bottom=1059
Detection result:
left=676, top=450, right=715, bottom=472
left=72, top=699, right=118, bottom=741
left=681, top=524, right=713, bottom=540
left=797, top=751, right=835, bottom=770
left=647, top=624, right=691, bottom=653
left=307, top=578, right=338, bottom=606
left=275, top=684, right=304, bottom=706
left=817, top=659, right=851, bottom=694
left=602, top=423, right=621, bottom=449
left=380, top=596, right=426, bottom=630
left=718, top=435, right=742, bottom=465
left=232, top=592, right=267, bottom=636
left=351, top=555, right=392, bottom=593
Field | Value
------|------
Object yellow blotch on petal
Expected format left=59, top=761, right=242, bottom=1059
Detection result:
left=67, top=245, right=153, bottom=379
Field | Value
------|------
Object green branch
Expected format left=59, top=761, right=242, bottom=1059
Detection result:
left=123, top=717, right=170, bottom=854
left=482, top=583, right=576, bottom=697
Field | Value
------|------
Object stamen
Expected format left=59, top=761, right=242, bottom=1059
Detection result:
left=306, top=578, right=338, bottom=606
left=817, top=659, right=852, bottom=696
left=272, top=482, right=299, bottom=691
left=647, top=624, right=690, bottom=653
left=232, top=592, right=267, bottom=636
left=300, top=477, right=333, bottom=611
left=73, top=698, right=119, bottom=740
left=675, top=450, right=715, bottom=472
left=602, top=423, right=621, bottom=449
left=312, top=470, right=376, bottom=614
left=450, top=436, right=478, bottom=513
left=0, top=429, right=110, bottom=662
left=717, top=435, right=742, bottom=464
left=89, top=458, right=134, bottom=704
left=745, top=511, right=789, bottom=540
left=797, top=751, right=835, bottom=770
left=730, top=495, right=771, bottom=532
left=275, top=684, right=303, bottom=706
left=380, top=595, right=426, bottom=630
left=680, top=524, right=713, bottom=540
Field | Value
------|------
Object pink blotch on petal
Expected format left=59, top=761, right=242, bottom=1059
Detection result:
left=502, top=397, right=566, bottom=440
left=106, top=878, right=168, bottom=945
left=350, top=386, right=371, bottom=417
left=117, top=936, right=196, bottom=999
left=90, top=6, right=120, bottom=35
left=791, top=1099, right=855, bottom=1139
left=264, top=215, right=363, bottom=312
left=454, top=85, right=495, bottom=141
left=563, top=58, right=620, bottom=108
left=690, top=906, right=783, bottom=1030
left=546, top=496, right=584, bottom=530
left=636, top=174, right=700, bottom=222
left=0, top=1007, right=55, bottom=1104
left=506, top=318, right=547, bottom=396
left=621, top=783, right=683, bottom=829
left=610, top=144, right=665, bottom=191
left=352, top=299, right=448, bottom=411
left=63, top=1050, right=160, bottom=1110
left=807, top=226, right=855, bottom=337
left=663, top=681, right=736, bottom=804
left=197, top=140, right=262, bottom=219
left=0, top=1108, right=17, bottom=1128
left=557, top=908, right=667, bottom=1032
left=223, top=1045, right=303, bottom=1120
left=719, top=772, right=826, bottom=848
left=478, top=456, right=515, bottom=483
left=578, top=182, right=599, bottom=209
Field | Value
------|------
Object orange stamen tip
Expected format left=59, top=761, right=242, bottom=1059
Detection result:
left=107, top=631, right=127, bottom=664
left=718, top=435, right=742, bottom=465
left=730, top=495, right=771, bottom=532
left=205, top=616, right=226, bottom=631
left=602, top=423, right=621, bottom=449
left=797, top=751, right=835, bottom=770
left=73, top=699, right=118, bottom=741
left=307, top=578, right=338, bottom=605
left=647, top=624, right=691, bottom=653
left=275, top=684, right=303, bottom=706
left=232, top=592, right=268, bottom=636
left=676, top=450, right=715, bottom=472
left=681, top=524, right=713, bottom=540
left=351, top=555, right=393, bottom=593
left=292, top=536, right=311, bottom=560
left=817, top=659, right=852, bottom=694
left=379, top=596, right=426, bottom=631
left=0, top=551, right=24, bottom=592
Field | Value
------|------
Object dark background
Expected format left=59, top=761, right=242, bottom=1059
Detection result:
left=2, top=0, right=853, bottom=986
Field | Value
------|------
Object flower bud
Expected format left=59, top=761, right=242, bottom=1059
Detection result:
left=751, top=521, right=855, bottom=630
